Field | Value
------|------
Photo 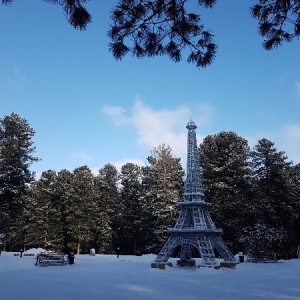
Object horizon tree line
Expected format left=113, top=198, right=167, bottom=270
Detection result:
left=1, top=113, right=299, bottom=258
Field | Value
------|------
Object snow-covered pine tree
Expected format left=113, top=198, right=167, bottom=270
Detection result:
left=143, top=144, right=184, bottom=253
left=119, top=163, right=144, bottom=255
left=199, top=131, right=253, bottom=251
left=72, top=166, right=95, bottom=254
left=250, top=138, right=293, bottom=254
left=94, top=164, right=119, bottom=253
left=139, top=164, right=157, bottom=254
left=240, top=223, right=285, bottom=255
left=0, top=113, right=39, bottom=249
left=56, top=169, right=75, bottom=253
left=90, top=186, right=111, bottom=254
left=25, top=170, right=63, bottom=251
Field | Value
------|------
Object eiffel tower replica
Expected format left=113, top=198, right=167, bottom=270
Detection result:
left=151, top=120, right=237, bottom=269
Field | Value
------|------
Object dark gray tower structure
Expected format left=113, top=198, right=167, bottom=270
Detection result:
left=151, top=120, right=237, bottom=269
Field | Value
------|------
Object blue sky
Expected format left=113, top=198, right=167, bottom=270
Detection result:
left=1, top=1, right=300, bottom=176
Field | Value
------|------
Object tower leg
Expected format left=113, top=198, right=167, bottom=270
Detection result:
left=151, top=236, right=179, bottom=269
left=211, top=236, right=236, bottom=262
left=196, top=236, right=216, bottom=266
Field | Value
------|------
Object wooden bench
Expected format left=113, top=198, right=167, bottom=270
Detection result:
left=247, top=251, right=277, bottom=263
left=36, top=253, right=68, bottom=266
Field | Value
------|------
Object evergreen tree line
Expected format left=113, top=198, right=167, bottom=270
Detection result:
left=1, top=113, right=299, bottom=257
left=22, top=148, right=184, bottom=256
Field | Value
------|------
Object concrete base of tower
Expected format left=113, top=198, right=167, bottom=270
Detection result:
left=151, top=262, right=173, bottom=269
left=177, top=259, right=196, bottom=267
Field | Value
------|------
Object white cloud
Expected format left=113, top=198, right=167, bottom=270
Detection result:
left=102, top=105, right=129, bottom=125
left=102, top=98, right=215, bottom=161
left=102, top=99, right=300, bottom=166
left=130, top=99, right=188, bottom=155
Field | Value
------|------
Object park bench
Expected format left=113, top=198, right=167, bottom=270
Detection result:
left=247, top=251, right=277, bottom=263
left=36, top=252, right=68, bottom=266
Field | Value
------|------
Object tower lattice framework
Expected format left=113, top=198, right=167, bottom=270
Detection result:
left=151, top=120, right=236, bottom=268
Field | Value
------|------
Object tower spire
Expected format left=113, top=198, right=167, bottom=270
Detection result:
left=184, top=119, right=204, bottom=202
left=151, top=120, right=237, bottom=269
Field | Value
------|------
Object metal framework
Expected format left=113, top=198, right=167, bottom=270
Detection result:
left=151, top=120, right=236, bottom=268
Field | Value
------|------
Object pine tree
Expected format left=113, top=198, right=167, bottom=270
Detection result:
left=240, top=223, right=285, bottom=255
left=250, top=138, right=293, bottom=254
left=25, top=170, right=63, bottom=251
left=139, top=164, right=157, bottom=254
left=72, top=166, right=95, bottom=254
left=89, top=188, right=111, bottom=254
left=94, top=164, right=119, bottom=253
left=0, top=113, right=39, bottom=248
left=119, top=163, right=143, bottom=254
left=199, top=131, right=253, bottom=251
left=56, top=169, right=75, bottom=253
left=144, top=144, right=184, bottom=253
left=251, top=139, right=292, bottom=226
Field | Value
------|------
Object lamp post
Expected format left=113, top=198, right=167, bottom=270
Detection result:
left=117, top=227, right=120, bottom=258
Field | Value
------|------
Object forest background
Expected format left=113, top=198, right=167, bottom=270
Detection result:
left=0, top=113, right=299, bottom=259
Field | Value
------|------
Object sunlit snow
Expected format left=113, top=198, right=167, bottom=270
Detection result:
left=0, top=248, right=299, bottom=300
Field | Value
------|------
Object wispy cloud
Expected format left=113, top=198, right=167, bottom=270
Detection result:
left=102, top=97, right=215, bottom=160
left=102, top=105, right=129, bottom=125
left=102, top=98, right=300, bottom=166
left=130, top=99, right=188, bottom=154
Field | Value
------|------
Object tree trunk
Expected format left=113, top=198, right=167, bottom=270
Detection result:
left=133, top=239, right=136, bottom=255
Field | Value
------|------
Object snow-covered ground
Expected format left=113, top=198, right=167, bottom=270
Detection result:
left=0, top=249, right=299, bottom=300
